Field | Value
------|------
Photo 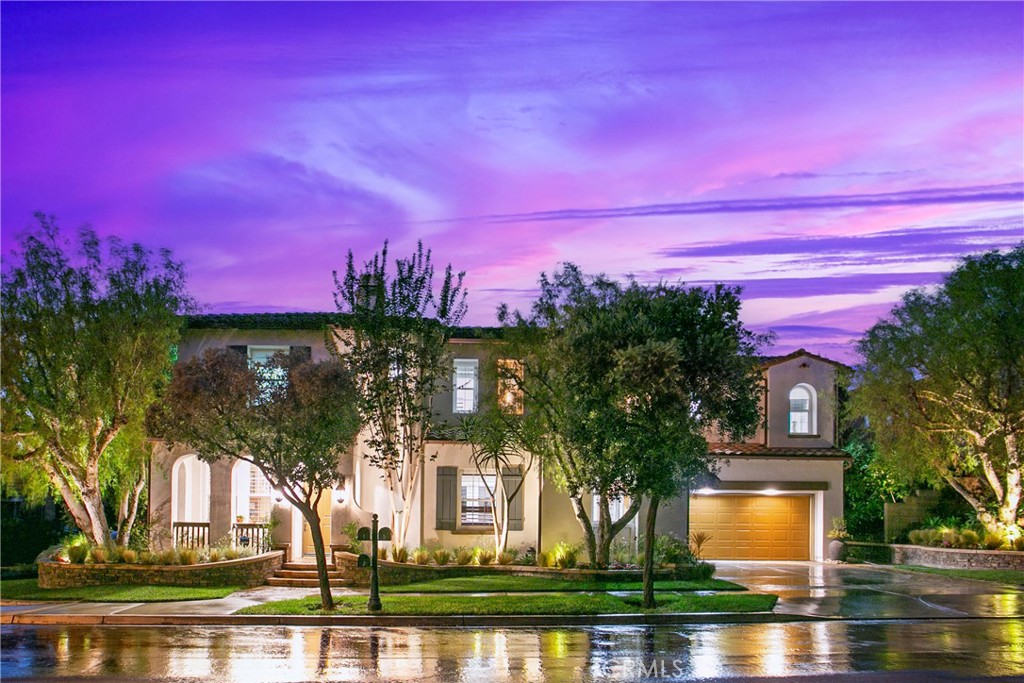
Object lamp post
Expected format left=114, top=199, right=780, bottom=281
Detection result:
left=356, top=513, right=391, bottom=612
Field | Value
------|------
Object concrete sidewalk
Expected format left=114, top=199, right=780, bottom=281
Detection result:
left=3, top=562, right=1021, bottom=626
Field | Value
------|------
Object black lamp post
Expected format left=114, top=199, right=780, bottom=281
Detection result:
left=356, top=513, right=391, bottom=611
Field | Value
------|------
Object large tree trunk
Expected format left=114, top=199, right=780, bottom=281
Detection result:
left=642, top=496, right=660, bottom=609
left=116, top=467, right=147, bottom=547
left=295, top=497, right=335, bottom=611
left=568, top=494, right=597, bottom=565
left=45, top=458, right=110, bottom=546
left=594, top=494, right=643, bottom=567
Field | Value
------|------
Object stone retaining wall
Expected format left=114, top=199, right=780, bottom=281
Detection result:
left=890, top=544, right=1024, bottom=570
left=38, top=551, right=284, bottom=588
left=332, top=551, right=685, bottom=586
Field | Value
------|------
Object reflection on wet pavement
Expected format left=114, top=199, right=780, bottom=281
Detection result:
left=3, top=620, right=1023, bottom=681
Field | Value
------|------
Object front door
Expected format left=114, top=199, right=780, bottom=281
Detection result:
left=301, top=493, right=332, bottom=558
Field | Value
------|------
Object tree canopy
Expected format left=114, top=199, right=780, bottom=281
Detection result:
left=2, top=214, right=194, bottom=546
left=151, top=348, right=362, bottom=610
left=853, top=245, right=1023, bottom=539
left=331, top=240, right=467, bottom=548
left=498, top=264, right=766, bottom=570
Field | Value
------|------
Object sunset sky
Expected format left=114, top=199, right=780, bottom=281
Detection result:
left=3, top=2, right=1022, bottom=362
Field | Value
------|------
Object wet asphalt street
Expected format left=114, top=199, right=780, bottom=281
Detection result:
left=3, top=620, right=1023, bottom=682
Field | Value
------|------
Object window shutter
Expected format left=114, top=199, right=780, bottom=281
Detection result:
left=502, top=468, right=524, bottom=531
left=436, top=467, right=458, bottom=530
left=290, top=345, right=312, bottom=361
left=227, top=345, right=248, bottom=356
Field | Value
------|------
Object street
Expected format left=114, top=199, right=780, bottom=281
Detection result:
left=3, top=620, right=1023, bottom=682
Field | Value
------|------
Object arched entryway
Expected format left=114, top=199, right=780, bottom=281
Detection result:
left=170, top=454, right=210, bottom=547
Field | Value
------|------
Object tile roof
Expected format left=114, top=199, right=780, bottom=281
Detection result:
left=708, top=442, right=850, bottom=458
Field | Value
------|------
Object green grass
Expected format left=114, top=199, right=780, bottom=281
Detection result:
left=898, top=566, right=1024, bottom=585
left=380, top=575, right=744, bottom=593
left=236, top=592, right=777, bottom=616
left=0, top=578, right=244, bottom=603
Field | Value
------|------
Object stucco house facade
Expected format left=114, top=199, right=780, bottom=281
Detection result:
left=149, top=314, right=849, bottom=563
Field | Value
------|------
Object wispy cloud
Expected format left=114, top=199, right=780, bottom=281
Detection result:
left=431, top=183, right=1022, bottom=225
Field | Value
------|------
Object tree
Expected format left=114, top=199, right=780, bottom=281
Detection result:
left=853, top=245, right=1023, bottom=539
left=455, top=405, right=538, bottom=553
left=1, top=214, right=194, bottom=546
left=331, top=241, right=467, bottom=548
left=499, top=265, right=765, bottom=569
left=151, top=348, right=361, bottom=610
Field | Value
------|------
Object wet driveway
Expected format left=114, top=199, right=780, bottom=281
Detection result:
left=714, top=561, right=1024, bottom=620
left=3, top=620, right=1023, bottom=681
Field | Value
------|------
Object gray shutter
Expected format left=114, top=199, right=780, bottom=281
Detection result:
left=227, top=345, right=248, bottom=356
left=502, top=467, right=524, bottom=531
left=290, top=345, right=312, bottom=361
left=436, top=466, right=458, bottom=530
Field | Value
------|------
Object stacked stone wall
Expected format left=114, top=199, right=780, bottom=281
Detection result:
left=38, top=551, right=283, bottom=588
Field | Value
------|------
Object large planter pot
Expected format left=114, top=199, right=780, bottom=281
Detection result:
left=828, top=540, right=848, bottom=562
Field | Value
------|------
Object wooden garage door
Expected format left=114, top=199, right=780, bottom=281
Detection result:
left=689, top=495, right=810, bottom=561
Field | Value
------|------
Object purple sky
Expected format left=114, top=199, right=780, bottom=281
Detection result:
left=3, top=2, right=1022, bottom=363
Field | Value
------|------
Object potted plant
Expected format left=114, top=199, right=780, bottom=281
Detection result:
left=236, top=515, right=245, bottom=524
left=827, top=517, right=851, bottom=561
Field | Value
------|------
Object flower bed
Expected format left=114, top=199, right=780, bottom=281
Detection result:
left=332, top=551, right=709, bottom=586
left=38, top=550, right=284, bottom=588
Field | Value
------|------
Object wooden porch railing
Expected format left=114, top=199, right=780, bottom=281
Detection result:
left=233, top=523, right=271, bottom=552
left=173, top=521, right=210, bottom=548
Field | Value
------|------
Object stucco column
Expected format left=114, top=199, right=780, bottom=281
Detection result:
left=209, top=460, right=233, bottom=545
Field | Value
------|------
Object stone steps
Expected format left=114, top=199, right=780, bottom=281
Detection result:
left=266, top=561, right=351, bottom=588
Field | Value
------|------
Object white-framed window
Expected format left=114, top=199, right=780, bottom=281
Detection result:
left=232, top=461, right=274, bottom=524
left=453, top=358, right=479, bottom=413
left=592, top=494, right=626, bottom=523
left=249, top=346, right=289, bottom=400
left=788, top=384, right=817, bottom=435
left=460, top=472, right=495, bottom=525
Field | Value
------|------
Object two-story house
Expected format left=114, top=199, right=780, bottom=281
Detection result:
left=149, top=315, right=848, bottom=563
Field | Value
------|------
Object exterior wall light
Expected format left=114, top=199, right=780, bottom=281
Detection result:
left=273, top=489, right=284, bottom=503
left=335, top=485, right=347, bottom=505
left=696, top=488, right=715, bottom=495
left=763, top=488, right=780, bottom=496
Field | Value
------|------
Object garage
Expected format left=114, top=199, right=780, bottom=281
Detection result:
left=689, top=494, right=811, bottom=561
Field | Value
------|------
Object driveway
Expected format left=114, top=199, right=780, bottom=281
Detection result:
left=714, top=561, right=1024, bottom=620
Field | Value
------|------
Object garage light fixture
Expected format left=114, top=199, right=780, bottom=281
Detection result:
left=762, top=488, right=781, bottom=496
left=696, top=488, right=715, bottom=495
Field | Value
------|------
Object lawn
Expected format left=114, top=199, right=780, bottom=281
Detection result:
left=237, top=592, right=777, bottom=616
left=898, top=566, right=1024, bottom=586
left=0, top=579, right=244, bottom=603
left=380, top=575, right=744, bottom=593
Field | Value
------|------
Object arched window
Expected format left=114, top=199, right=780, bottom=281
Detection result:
left=171, top=454, right=210, bottom=523
left=788, top=384, right=817, bottom=435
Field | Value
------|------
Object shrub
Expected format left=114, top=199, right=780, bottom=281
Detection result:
left=207, top=549, right=223, bottom=563
left=88, top=547, right=109, bottom=564
left=138, top=551, right=159, bottom=565
left=941, top=529, right=958, bottom=547
left=610, top=539, right=636, bottom=566
left=496, top=549, right=517, bottom=565
left=983, top=532, right=1005, bottom=550
left=342, top=521, right=363, bottom=554
left=476, top=547, right=495, bottom=566
left=222, top=547, right=243, bottom=561
left=688, top=531, right=712, bottom=560
left=549, top=541, right=581, bottom=569
left=157, top=549, right=179, bottom=565
left=432, top=548, right=451, bottom=566
left=519, top=546, right=537, bottom=566
left=827, top=518, right=851, bottom=541
left=1014, top=536, right=1024, bottom=552
left=958, top=529, right=980, bottom=548
left=67, top=543, right=90, bottom=564
left=674, top=561, right=716, bottom=581
left=178, top=548, right=200, bottom=565
left=455, top=547, right=474, bottom=566
left=389, top=546, right=409, bottom=563
left=536, top=551, right=549, bottom=568
left=647, top=533, right=694, bottom=567
left=120, top=548, right=139, bottom=564
left=412, top=547, right=431, bottom=565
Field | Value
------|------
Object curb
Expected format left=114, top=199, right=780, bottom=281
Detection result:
left=1, top=611, right=780, bottom=627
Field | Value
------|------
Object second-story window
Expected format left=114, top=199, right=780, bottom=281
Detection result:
left=249, top=346, right=289, bottom=400
left=453, top=358, right=479, bottom=413
left=788, top=384, right=816, bottom=435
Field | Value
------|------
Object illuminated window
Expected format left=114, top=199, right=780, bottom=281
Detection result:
left=497, top=359, right=524, bottom=414
left=460, top=473, right=495, bottom=525
left=453, top=358, right=479, bottom=413
left=249, top=346, right=288, bottom=401
left=788, top=384, right=817, bottom=435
